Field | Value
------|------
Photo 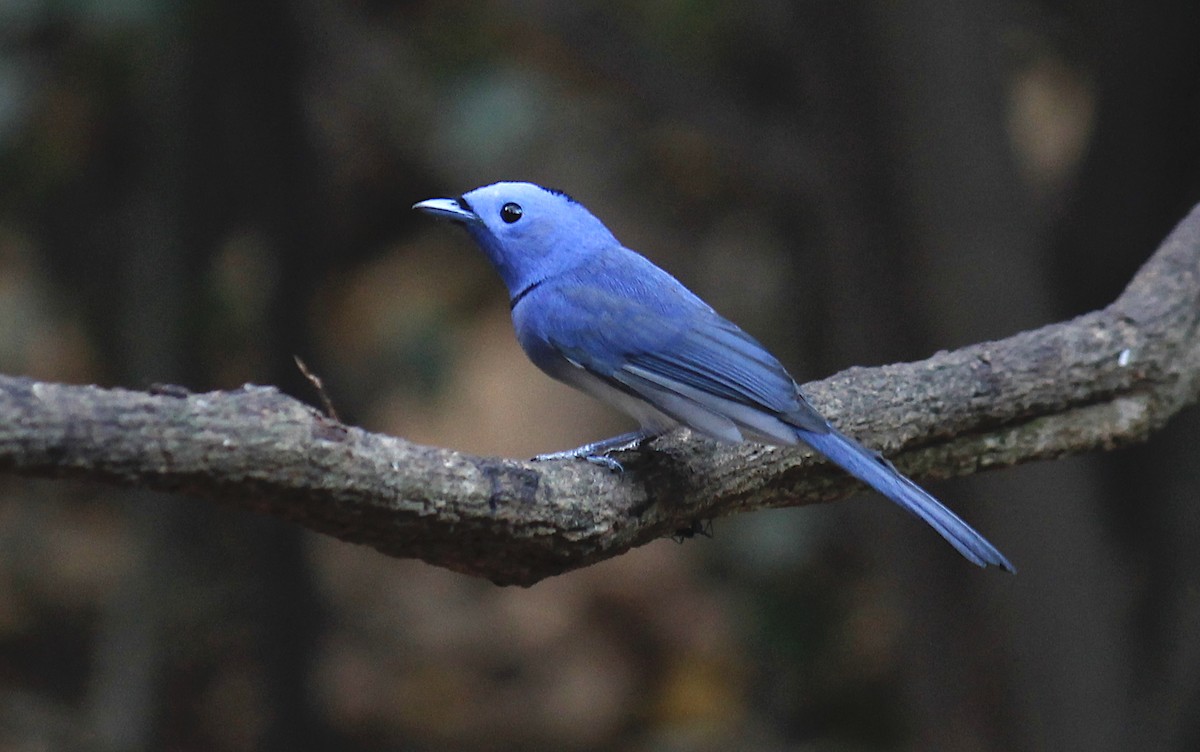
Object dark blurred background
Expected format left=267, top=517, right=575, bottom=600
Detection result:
left=0, top=1, right=1198, bottom=750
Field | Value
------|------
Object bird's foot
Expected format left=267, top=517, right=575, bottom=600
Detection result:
left=533, top=431, right=654, bottom=473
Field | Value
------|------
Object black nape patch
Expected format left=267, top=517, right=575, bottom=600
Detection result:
left=544, top=187, right=578, bottom=205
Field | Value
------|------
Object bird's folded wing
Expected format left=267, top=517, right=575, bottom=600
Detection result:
left=545, top=287, right=829, bottom=435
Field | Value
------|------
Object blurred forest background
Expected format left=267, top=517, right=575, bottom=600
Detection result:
left=0, top=1, right=1198, bottom=750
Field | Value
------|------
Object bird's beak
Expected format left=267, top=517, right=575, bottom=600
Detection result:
left=412, top=197, right=480, bottom=224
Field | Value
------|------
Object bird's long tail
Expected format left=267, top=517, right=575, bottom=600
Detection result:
left=797, top=427, right=1014, bottom=572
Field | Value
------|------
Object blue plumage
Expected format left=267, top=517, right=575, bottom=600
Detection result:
left=414, top=182, right=1013, bottom=571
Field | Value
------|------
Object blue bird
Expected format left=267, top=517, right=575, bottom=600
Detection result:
left=414, top=182, right=1013, bottom=571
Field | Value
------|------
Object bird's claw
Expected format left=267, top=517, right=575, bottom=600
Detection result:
left=531, top=431, right=654, bottom=473
left=532, top=449, right=625, bottom=473
left=582, top=454, right=625, bottom=472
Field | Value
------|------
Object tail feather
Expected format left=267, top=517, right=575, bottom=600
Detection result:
left=797, top=428, right=1014, bottom=572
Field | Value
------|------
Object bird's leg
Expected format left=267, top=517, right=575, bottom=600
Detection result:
left=533, top=430, right=656, bottom=472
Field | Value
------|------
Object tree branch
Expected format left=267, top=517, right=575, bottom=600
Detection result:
left=2, top=204, right=1198, bottom=585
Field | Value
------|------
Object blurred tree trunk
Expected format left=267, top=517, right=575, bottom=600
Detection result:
left=837, top=1, right=1126, bottom=749
left=84, top=15, right=197, bottom=750
left=868, top=0, right=1113, bottom=747
left=1052, top=1, right=1200, bottom=749
left=79, top=2, right=331, bottom=750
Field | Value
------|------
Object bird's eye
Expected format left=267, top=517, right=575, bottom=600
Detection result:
left=500, top=202, right=523, bottom=224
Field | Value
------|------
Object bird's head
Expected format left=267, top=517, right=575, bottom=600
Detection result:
left=414, top=182, right=618, bottom=299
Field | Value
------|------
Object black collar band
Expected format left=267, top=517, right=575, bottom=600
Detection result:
left=509, top=278, right=544, bottom=310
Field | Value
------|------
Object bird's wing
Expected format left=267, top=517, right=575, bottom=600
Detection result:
left=533, top=280, right=829, bottom=437
left=620, top=317, right=830, bottom=434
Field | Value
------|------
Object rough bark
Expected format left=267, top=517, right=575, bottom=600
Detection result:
left=1, top=203, right=1197, bottom=586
